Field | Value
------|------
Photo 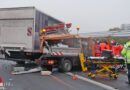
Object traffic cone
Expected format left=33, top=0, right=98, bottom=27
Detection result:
left=72, top=75, right=77, bottom=80
left=0, top=77, right=3, bottom=87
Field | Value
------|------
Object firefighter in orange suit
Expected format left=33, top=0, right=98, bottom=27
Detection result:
left=100, top=41, right=107, bottom=53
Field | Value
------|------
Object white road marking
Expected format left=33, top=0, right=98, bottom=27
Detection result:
left=66, top=72, right=118, bottom=90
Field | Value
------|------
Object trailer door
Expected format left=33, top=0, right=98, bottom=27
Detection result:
left=0, top=20, right=33, bottom=51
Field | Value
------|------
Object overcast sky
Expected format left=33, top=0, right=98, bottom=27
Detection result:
left=0, top=0, right=130, bottom=33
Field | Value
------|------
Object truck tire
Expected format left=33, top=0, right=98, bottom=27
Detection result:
left=61, top=59, right=72, bottom=72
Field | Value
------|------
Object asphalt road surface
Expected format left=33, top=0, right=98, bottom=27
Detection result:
left=75, top=71, right=130, bottom=90
left=0, top=60, right=105, bottom=90
left=0, top=60, right=130, bottom=90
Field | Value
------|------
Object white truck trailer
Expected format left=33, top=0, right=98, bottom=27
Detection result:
left=0, top=7, right=67, bottom=64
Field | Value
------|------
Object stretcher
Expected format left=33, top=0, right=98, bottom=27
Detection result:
left=86, top=56, right=125, bottom=79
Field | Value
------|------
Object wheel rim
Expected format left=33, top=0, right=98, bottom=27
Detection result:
left=64, top=63, right=71, bottom=71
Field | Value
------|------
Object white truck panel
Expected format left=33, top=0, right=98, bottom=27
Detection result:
left=0, top=20, right=33, bottom=51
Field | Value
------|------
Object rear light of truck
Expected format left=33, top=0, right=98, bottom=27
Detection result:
left=48, top=60, right=54, bottom=65
left=34, top=59, right=55, bottom=65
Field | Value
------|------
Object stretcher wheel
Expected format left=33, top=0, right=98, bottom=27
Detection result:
left=113, top=75, right=118, bottom=80
left=88, top=72, right=91, bottom=77
left=91, top=74, right=96, bottom=79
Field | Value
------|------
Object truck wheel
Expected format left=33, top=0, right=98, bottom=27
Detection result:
left=61, top=59, right=72, bottom=72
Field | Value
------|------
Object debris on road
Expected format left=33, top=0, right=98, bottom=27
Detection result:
left=11, top=67, right=42, bottom=75
left=13, top=67, right=25, bottom=72
left=41, top=71, right=52, bottom=75
left=52, top=68, right=59, bottom=72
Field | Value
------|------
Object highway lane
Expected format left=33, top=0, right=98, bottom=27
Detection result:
left=0, top=60, right=105, bottom=90
left=75, top=71, right=130, bottom=90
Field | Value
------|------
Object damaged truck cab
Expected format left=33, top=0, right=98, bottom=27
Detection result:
left=38, top=32, right=95, bottom=71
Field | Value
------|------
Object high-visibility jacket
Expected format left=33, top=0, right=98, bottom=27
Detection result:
left=100, top=43, right=107, bottom=52
left=121, top=41, right=130, bottom=64
left=106, top=45, right=110, bottom=50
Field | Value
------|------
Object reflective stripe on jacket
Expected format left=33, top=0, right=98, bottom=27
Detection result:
left=121, top=41, right=130, bottom=64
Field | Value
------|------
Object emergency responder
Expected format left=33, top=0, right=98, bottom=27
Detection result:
left=100, top=41, right=107, bottom=53
left=112, top=45, right=123, bottom=56
left=121, top=40, right=130, bottom=84
left=111, top=39, right=123, bottom=56
left=95, top=40, right=101, bottom=56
